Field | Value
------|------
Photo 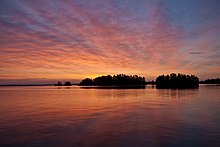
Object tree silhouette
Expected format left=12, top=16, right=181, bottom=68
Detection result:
left=79, top=78, right=94, bottom=86
left=79, top=74, right=145, bottom=86
left=200, top=78, right=220, bottom=84
left=156, top=73, right=199, bottom=89
left=55, top=81, right=62, bottom=86
left=64, top=81, right=71, bottom=86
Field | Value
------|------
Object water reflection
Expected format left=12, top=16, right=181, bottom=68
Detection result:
left=157, top=89, right=199, bottom=99
left=0, top=85, right=219, bottom=146
left=80, top=85, right=146, bottom=89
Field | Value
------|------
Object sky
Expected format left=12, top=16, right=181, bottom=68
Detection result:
left=0, top=0, right=220, bottom=84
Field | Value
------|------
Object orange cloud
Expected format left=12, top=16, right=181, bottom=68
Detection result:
left=0, top=1, right=219, bottom=83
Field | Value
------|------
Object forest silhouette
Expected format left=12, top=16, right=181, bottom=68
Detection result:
left=156, top=73, right=199, bottom=89
left=79, top=74, right=145, bottom=86
left=54, top=73, right=204, bottom=89
left=200, top=78, right=220, bottom=84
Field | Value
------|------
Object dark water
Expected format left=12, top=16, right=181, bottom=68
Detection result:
left=0, top=85, right=220, bottom=146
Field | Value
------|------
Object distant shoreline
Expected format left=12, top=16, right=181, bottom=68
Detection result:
left=0, top=83, right=219, bottom=87
left=0, top=84, right=78, bottom=86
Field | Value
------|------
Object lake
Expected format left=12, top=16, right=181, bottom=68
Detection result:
left=0, top=85, right=220, bottom=146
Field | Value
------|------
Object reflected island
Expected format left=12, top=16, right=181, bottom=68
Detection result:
left=79, top=74, right=146, bottom=86
left=156, top=73, right=199, bottom=89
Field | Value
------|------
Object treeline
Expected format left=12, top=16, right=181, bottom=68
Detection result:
left=200, top=78, right=220, bottom=84
left=156, top=73, right=199, bottom=89
left=54, top=73, right=219, bottom=88
left=55, top=81, right=71, bottom=86
left=79, top=74, right=145, bottom=86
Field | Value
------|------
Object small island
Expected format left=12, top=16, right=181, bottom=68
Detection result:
left=79, top=74, right=146, bottom=86
left=200, top=78, right=220, bottom=84
left=156, top=73, right=199, bottom=89
left=55, top=81, right=72, bottom=86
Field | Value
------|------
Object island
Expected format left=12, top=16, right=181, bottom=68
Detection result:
left=200, top=78, right=220, bottom=84
left=79, top=74, right=146, bottom=86
left=56, top=73, right=201, bottom=89
left=156, top=73, right=199, bottom=89
left=55, top=81, right=72, bottom=86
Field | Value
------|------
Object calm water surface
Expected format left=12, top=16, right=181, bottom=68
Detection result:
left=0, top=85, right=220, bottom=146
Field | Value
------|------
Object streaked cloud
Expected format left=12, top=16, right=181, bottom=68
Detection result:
left=189, top=52, right=203, bottom=54
left=0, top=0, right=220, bottom=84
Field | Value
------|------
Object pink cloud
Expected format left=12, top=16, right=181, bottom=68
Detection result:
left=1, top=1, right=206, bottom=83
